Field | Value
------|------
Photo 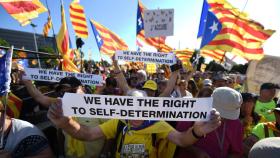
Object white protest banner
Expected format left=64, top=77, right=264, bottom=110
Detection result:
left=62, top=93, right=213, bottom=121
left=246, top=55, right=280, bottom=94
left=24, top=68, right=103, bottom=86
left=115, top=50, right=176, bottom=65
left=143, top=9, right=174, bottom=37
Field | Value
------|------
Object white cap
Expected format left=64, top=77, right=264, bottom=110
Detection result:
left=203, top=79, right=212, bottom=86
left=212, top=87, right=242, bottom=120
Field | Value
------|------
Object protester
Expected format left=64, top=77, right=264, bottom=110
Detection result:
left=176, top=87, right=243, bottom=158
left=202, top=78, right=212, bottom=88
left=212, top=72, right=227, bottom=88
left=240, top=93, right=264, bottom=139
left=243, top=103, right=280, bottom=156
left=47, top=89, right=221, bottom=158
left=248, top=137, right=280, bottom=158
left=187, top=80, right=199, bottom=97
left=197, top=87, right=213, bottom=98
left=21, top=76, right=106, bottom=158
left=254, top=83, right=278, bottom=122
left=0, top=100, right=53, bottom=158
left=193, top=72, right=203, bottom=90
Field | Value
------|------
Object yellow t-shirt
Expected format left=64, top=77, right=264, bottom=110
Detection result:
left=99, top=119, right=176, bottom=158
left=254, top=100, right=276, bottom=122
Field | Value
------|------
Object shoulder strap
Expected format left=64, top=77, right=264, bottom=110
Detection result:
left=152, top=133, right=157, bottom=147
left=264, top=123, right=269, bottom=138
left=116, top=121, right=125, bottom=153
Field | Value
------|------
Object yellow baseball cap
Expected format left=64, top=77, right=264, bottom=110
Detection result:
left=143, top=80, right=158, bottom=91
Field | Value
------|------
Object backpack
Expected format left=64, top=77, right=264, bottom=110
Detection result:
left=99, top=120, right=156, bottom=158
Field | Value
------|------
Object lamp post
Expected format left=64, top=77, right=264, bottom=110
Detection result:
left=30, top=23, right=41, bottom=68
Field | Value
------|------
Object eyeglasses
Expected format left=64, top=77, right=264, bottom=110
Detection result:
left=130, top=77, right=138, bottom=80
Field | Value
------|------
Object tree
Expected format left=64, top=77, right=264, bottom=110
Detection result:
left=38, top=46, right=58, bottom=69
left=230, top=63, right=248, bottom=74
left=206, top=60, right=226, bottom=72
left=0, top=38, right=10, bottom=47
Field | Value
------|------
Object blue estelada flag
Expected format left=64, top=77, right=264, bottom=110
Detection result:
left=197, top=0, right=222, bottom=48
left=0, top=46, right=13, bottom=96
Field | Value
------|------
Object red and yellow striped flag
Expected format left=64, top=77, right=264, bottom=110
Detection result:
left=1, top=92, right=22, bottom=118
left=201, top=0, right=275, bottom=60
left=56, top=4, right=79, bottom=72
left=69, top=0, right=88, bottom=38
left=174, top=49, right=195, bottom=63
left=0, top=0, right=47, bottom=26
left=200, top=50, right=225, bottom=62
left=43, top=11, right=52, bottom=37
left=136, top=1, right=173, bottom=52
left=90, top=19, right=128, bottom=57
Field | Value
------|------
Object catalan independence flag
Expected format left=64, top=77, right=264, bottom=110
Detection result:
left=0, top=0, right=47, bottom=26
left=173, top=49, right=194, bottom=63
left=136, top=0, right=172, bottom=53
left=90, top=19, right=128, bottom=57
left=69, top=0, right=88, bottom=38
left=56, top=4, right=79, bottom=72
left=43, top=10, right=52, bottom=37
left=198, top=0, right=275, bottom=60
left=1, top=93, right=22, bottom=118
left=200, top=50, right=225, bottom=62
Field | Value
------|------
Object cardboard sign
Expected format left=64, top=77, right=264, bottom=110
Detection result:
left=62, top=93, right=213, bottom=121
left=246, top=55, right=280, bottom=94
left=24, top=68, right=103, bottom=86
left=115, top=50, right=176, bottom=65
left=144, top=9, right=174, bottom=37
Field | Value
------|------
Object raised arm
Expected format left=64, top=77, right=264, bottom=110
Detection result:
left=21, top=75, right=53, bottom=108
left=159, top=70, right=179, bottom=97
left=113, top=59, right=130, bottom=94
left=47, top=99, right=105, bottom=141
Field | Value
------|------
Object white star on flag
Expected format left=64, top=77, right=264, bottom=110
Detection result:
left=138, top=18, right=142, bottom=26
left=209, top=21, right=219, bottom=34
left=96, top=35, right=101, bottom=43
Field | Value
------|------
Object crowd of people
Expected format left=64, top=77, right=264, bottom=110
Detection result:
left=1, top=59, right=280, bottom=158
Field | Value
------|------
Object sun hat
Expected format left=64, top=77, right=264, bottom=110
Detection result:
left=212, top=87, right=242, bottom=120
left=143, top=80, right=158, bottom=91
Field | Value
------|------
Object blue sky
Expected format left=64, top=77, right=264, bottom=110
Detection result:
left=0, top=0, right=279, bottom=63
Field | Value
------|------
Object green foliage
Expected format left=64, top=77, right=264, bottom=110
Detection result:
left=205, top=60, right=226, bottom=72
left=38, top=46, right=58, bottom=68
left=0, top=38, right=10, bottom=47
left=230, top=63, right=248, bottom=74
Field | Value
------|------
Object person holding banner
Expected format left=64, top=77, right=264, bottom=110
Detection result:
left=47, top=88, right=221, bottom=158
left=176, top=87, right=244, bottom=158
left=20, top=75, right=106, bottom=158
left=0, top=100, right=53, bottom=158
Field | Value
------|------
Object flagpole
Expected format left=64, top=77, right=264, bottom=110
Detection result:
left=0, top=92, right=8, bottom=149
left=45, top=0, right=60, bottom=61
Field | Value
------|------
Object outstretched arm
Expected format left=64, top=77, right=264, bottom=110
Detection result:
left=47, top=99, right=105, bottom=141
left=20, top=71, right=53, bottom=107
left=168, top=109, right=221, bottom=147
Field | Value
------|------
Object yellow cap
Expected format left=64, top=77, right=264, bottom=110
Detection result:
left=143, top=80, right=158, bottom=91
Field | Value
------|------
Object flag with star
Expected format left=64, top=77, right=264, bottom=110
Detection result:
left=198, top=0, right=275, bottom=60
left=0, top=47, right=13, bottom=96
left=136, top=0, right=173, bottom=52
left=90, top=19, right=128, bottom=57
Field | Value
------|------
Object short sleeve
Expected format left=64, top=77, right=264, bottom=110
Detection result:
left=12, top=135, right=49, bottom=157
left=251, top=123, right=265, bottom=139
left=99, top=119, right=118, bottom=139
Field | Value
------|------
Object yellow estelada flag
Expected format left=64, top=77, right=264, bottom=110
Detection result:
left=0, top=0, right=47, bottom=26
left=56, top=3, right=79, bottom=73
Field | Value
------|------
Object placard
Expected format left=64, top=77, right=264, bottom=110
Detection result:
left=144, top=9, right=174, bottom=37
left=62, top=93, right=213, bottom=121
left=115, top=50, right=176, bottom=65
left=24, top=68, right=103, bottom=86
